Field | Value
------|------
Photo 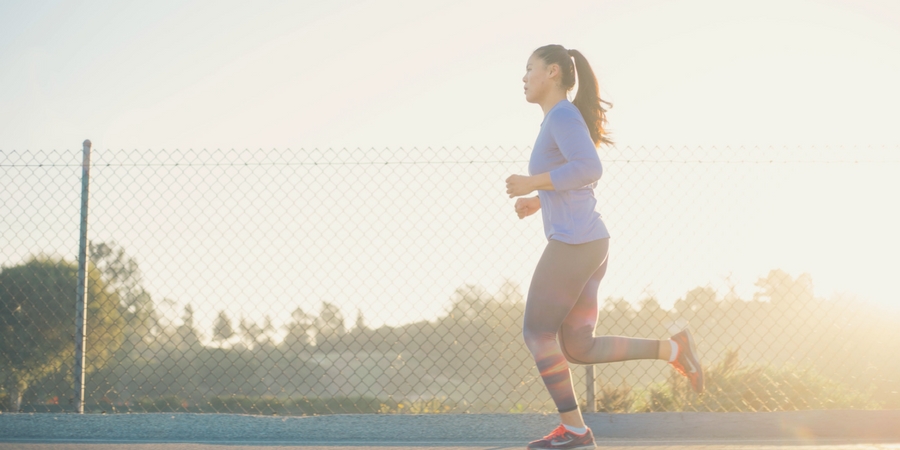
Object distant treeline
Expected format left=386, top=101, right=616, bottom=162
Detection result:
left=2, top=242, right=897, bottom=413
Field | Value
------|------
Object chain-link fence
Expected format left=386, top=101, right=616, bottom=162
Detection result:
left=2, top=145, right=899, bottom=414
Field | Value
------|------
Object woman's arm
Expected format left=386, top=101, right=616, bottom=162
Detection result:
left=506, top=109, right=602, bottom=198
left=546, top=108, right=603, bottom=191
left=506, top=173, right=553, bottom=197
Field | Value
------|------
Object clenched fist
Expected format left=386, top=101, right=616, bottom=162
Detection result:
left=505, top=174, right=535, bottom=198
left=514, top=196, right=540, bottom=219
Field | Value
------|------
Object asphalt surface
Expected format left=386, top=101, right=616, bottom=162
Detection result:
left=1, top=410, right=898, bottom=449
left=3, top=442, right=900, bottom=449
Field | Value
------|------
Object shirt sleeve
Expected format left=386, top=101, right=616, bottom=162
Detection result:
left=546, top=107, right=603, bottom=191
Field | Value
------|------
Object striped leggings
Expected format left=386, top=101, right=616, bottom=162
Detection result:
left=522, top=238, right=660, bottom=413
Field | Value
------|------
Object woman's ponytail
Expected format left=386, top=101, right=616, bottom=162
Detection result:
left=533, top=45, right=613, bottom=147
left=567, top=49, right=612, bottom=147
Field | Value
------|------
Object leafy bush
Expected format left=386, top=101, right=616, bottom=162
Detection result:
left=377, top=397, right=456, bottom=414
left=633, top=348, right=880, bottom=412
left=135, top=395, right=192, bottom=412
left=121, top=395, right=458, bottom=415
left=593, top=384, right=634, bottom=413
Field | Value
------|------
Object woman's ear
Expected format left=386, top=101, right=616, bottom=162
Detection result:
left=548, top=63, right=562, bottom=82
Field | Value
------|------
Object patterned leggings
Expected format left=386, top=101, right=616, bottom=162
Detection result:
left=522, top=238, right=660, bottom=413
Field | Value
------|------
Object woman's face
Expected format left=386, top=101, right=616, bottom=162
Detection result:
left=522, top=54, right=558, bottom=104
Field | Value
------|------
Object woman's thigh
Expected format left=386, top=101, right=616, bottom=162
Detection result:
left=561, top=253, right=608, bottom=333
left=524, top=238, right=609, bottom=336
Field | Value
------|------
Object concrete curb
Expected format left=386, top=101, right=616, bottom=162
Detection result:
left=0, top=410, right=898, bottom=443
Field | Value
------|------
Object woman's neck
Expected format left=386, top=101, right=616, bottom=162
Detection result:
left=540, top=91, right=568, bottom=116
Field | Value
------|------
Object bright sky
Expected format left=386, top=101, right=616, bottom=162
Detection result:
left=3, top=0, right=900, bottom=335
left=3, top=0, right=900, bottom=150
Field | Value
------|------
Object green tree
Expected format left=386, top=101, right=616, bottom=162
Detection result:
left=445, top=284, right=492, bottom=322
left=89, top=242, right=159, bottom=355
left=603, top=296, right=636, bottom=317
left=212, top=310, right=234, bottom=346
left=281, top=307, right=312, bottom=353
left=753, top=269, right=814, bottom=308
left=497, top=279, right=524, bottom=304
left=0, top=256, right=124, bottom=411
left=354, top=308, right=367, bottom=332
left=674, top=286, right=718, bottom=324
left=314, top=302, right=345, bottom=348
left=175, top=304, right=201, bottom=350
left=239, top=316, right=265, bottom=350
left=638, top=296, right=661, bottom=313
left=637, top=296, right=669, bottom=326
left=675, top=286, right=717, bottom=314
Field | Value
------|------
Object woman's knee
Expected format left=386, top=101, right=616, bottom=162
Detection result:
left=521, top=326, right=541, bottom=355
left=559, top=343, right=582, bottom=364
left=560, top=343, right=586, bottom=364
left=522, top=326, right=556, bottom=357
left=559, top=325, right=593, bottom=362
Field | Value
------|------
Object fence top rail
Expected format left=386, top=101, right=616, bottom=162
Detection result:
left=3, top=144, right=900, bottom=167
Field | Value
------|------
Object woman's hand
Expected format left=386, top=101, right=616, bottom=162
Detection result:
left=505, top=174, right=535, bottom=198
left=514, top=196, right=541, bottom=219
left=506, top=173, right=554, bottom=198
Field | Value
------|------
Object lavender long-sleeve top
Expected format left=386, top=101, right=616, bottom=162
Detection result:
left=528, top=99, right=610, bottom=244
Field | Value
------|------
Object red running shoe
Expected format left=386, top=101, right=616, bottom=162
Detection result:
left=526, top=424, right=596, bottom=449
left=669, top=328, right=704, bottom=394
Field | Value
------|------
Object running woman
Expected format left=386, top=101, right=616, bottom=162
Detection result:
left=506, top=44, right=704, bottom=449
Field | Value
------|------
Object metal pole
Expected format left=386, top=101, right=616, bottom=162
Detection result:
left=584, top=365, right=595, bottom=413
left=74, top=139, right=92, bottom=414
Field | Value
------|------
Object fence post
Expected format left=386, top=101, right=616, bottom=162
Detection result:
left=74, top=139, right=92, bottom=414
left=584, top=365, right=595, bottom=412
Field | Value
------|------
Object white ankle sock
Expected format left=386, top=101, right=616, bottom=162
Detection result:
left=563, top=424, right=587, bottom=435
left=668, top=340, right=678, bottom=362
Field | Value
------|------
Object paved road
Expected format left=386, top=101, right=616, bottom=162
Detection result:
left=3, top=442, right=900, bottom=449
left=1, top=410, right=898, bottom=449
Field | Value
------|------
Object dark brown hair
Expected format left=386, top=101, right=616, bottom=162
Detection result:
left=532, top=44, right=612, bottom=147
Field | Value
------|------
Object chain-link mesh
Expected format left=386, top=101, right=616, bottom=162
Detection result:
left=2, top=146, right=899, bottom=414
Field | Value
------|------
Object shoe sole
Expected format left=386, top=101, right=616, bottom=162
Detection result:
left=680, top=328, right=704, bottom=394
